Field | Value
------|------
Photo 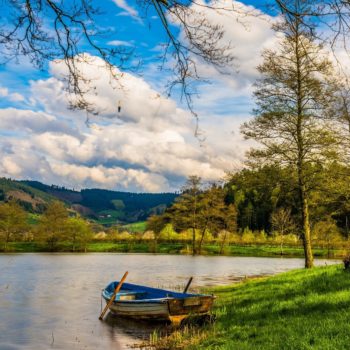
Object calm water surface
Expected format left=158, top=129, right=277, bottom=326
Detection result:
left=0, top=253, right=339, bottom=349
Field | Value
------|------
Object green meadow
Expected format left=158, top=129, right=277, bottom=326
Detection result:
left=154, top=265, right=350, bottom=350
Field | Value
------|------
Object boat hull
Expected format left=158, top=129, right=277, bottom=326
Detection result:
left=105, top=296, right=214, bottom=322
left=102, top=282, right=215, bottom=323
left=108, top=300, right=170, bottom=320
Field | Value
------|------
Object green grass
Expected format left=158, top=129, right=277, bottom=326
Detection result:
left=223, top=244, right=343, bottom=258
left=159, top=265, right=350, bottom=350
left=88, top=241, right=151, bottom=253
left=122, top=221, right=147, bottom=233
left=5, top=242, right=43, bottom=252
left=1, top=241, right=345, bottom=258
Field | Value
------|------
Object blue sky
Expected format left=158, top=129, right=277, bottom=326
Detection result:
left=0, top=0, right=280, bottom=192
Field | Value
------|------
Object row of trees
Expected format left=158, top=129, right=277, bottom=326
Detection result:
left=146, top=0, right=350, bottom=267
left=146, top=164, right=350, bottom=258
left=1, top=173, right=348, bottom=258
left=147, top=176, right=237, bottom=255
left=0, top=200, right=93, bottom=251
left=144, top=0, right=350, bottom=250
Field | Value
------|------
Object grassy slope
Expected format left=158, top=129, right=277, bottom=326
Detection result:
left=0, top=178, right=54, bottom=203
left=179, top=265, right=350, bottom=350
left=122, top=221, right=147, bottom=232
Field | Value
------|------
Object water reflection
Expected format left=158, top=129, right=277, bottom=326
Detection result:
left=0, top=253, right=339, bottom=349
left=104, top=313, right=167, bottom=347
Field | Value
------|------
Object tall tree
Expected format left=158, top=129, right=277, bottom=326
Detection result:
left=197, top=183, right=226, bottom=254
left=171, top=175, right=202, bottom=255
left=219, top=204, right=238, bottom=254
left=0, top=200, right=28, bottom=251
left=37, top=200, right=69, bottom=251
left=242, top=0, right=337, bottom=268
left=66, top=217, right=93, bottom=252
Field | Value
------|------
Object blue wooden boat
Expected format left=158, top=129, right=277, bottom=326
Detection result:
left=102, top=281, right=215, bottom=324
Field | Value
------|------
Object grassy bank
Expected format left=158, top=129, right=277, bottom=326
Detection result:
left=154, top=264, right=350, bottom=350
left=1, top=241, right=345, bottom=258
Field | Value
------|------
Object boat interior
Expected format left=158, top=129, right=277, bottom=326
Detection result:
left=103, top=282, right=198, bottom=301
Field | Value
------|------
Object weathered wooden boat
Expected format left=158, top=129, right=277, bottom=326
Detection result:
left=101, top=281, right=215, bottom=325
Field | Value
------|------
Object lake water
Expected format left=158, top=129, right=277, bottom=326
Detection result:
left=0, top=253, right=339, bottom=349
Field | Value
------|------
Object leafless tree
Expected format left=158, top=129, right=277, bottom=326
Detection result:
left=0, top=0, right=235, bottom=114
left=271, top=207, right=295, bottom=255
left=274, top=0, right=350, bottom=48
left=2, top=1, right=350, bottom=115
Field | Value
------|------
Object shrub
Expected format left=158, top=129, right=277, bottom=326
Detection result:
left=158, top=223, right=178, bottom=240
left=241, top=227, right=255, bottom=244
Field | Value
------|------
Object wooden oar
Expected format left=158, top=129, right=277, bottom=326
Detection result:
left=183, top=276, right=193, bottom=294
left=99, top=271, right=128, bottom=320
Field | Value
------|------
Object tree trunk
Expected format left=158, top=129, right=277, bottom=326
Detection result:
left=219, top=231, right=227, bottom=255
left=295, top=18, right=313, bottom=269
left=280, top=233, right=283, bottom=256
left=300, top=185, right=314, bottom=268
left=327, top=240, right=331, bottom=259
left=152, top=237, right=158, bottom=254
left=4, top=229, right=10, bottom=251
left=198, top=228, right=206, bottom=255
left=192, top=227, right=196, bottom=255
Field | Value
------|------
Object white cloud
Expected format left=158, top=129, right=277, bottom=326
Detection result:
left=50, top=163, right=169, bottom=192
left=173, top=0, right=279, bottom=103
left=107, top=40, right=134, bottom=47
left=3, top=157, right=22, bottom=176
left=0, top=86, right=25, bottom=103
left=0, top=87, right=9, bottom=97
left=0, top=108, right=75, bottom=135
left=0, top=1, right=280, bottom=192
left=112, top=0, right=141, bottom=22
left=0, top=52, right=246, bottom=191
left=9, top=93, right=25, bottom=102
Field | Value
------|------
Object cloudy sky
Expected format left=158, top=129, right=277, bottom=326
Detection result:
left=0, top=0, right=281, bottom=192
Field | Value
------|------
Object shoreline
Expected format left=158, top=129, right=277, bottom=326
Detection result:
left=149, top=264, right=349, bottom=350
left=0, top=241, right=345, bottom=259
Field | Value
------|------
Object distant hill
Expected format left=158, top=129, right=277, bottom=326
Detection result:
left=0, top=178, right=177, bottom=225
left=0, top=178, right=56, bottom=212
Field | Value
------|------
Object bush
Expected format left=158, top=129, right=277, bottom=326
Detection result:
left=142, top=230, right=156, bottom=240
left=177, top=230, right=192, bottom=241
left=114, top=230, right=133, bottom=241
left=312, top=218, right=343, bottom=247
left=158, top=224, right=178, bottom=240
left=241, top=227, right=255, bottom=244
